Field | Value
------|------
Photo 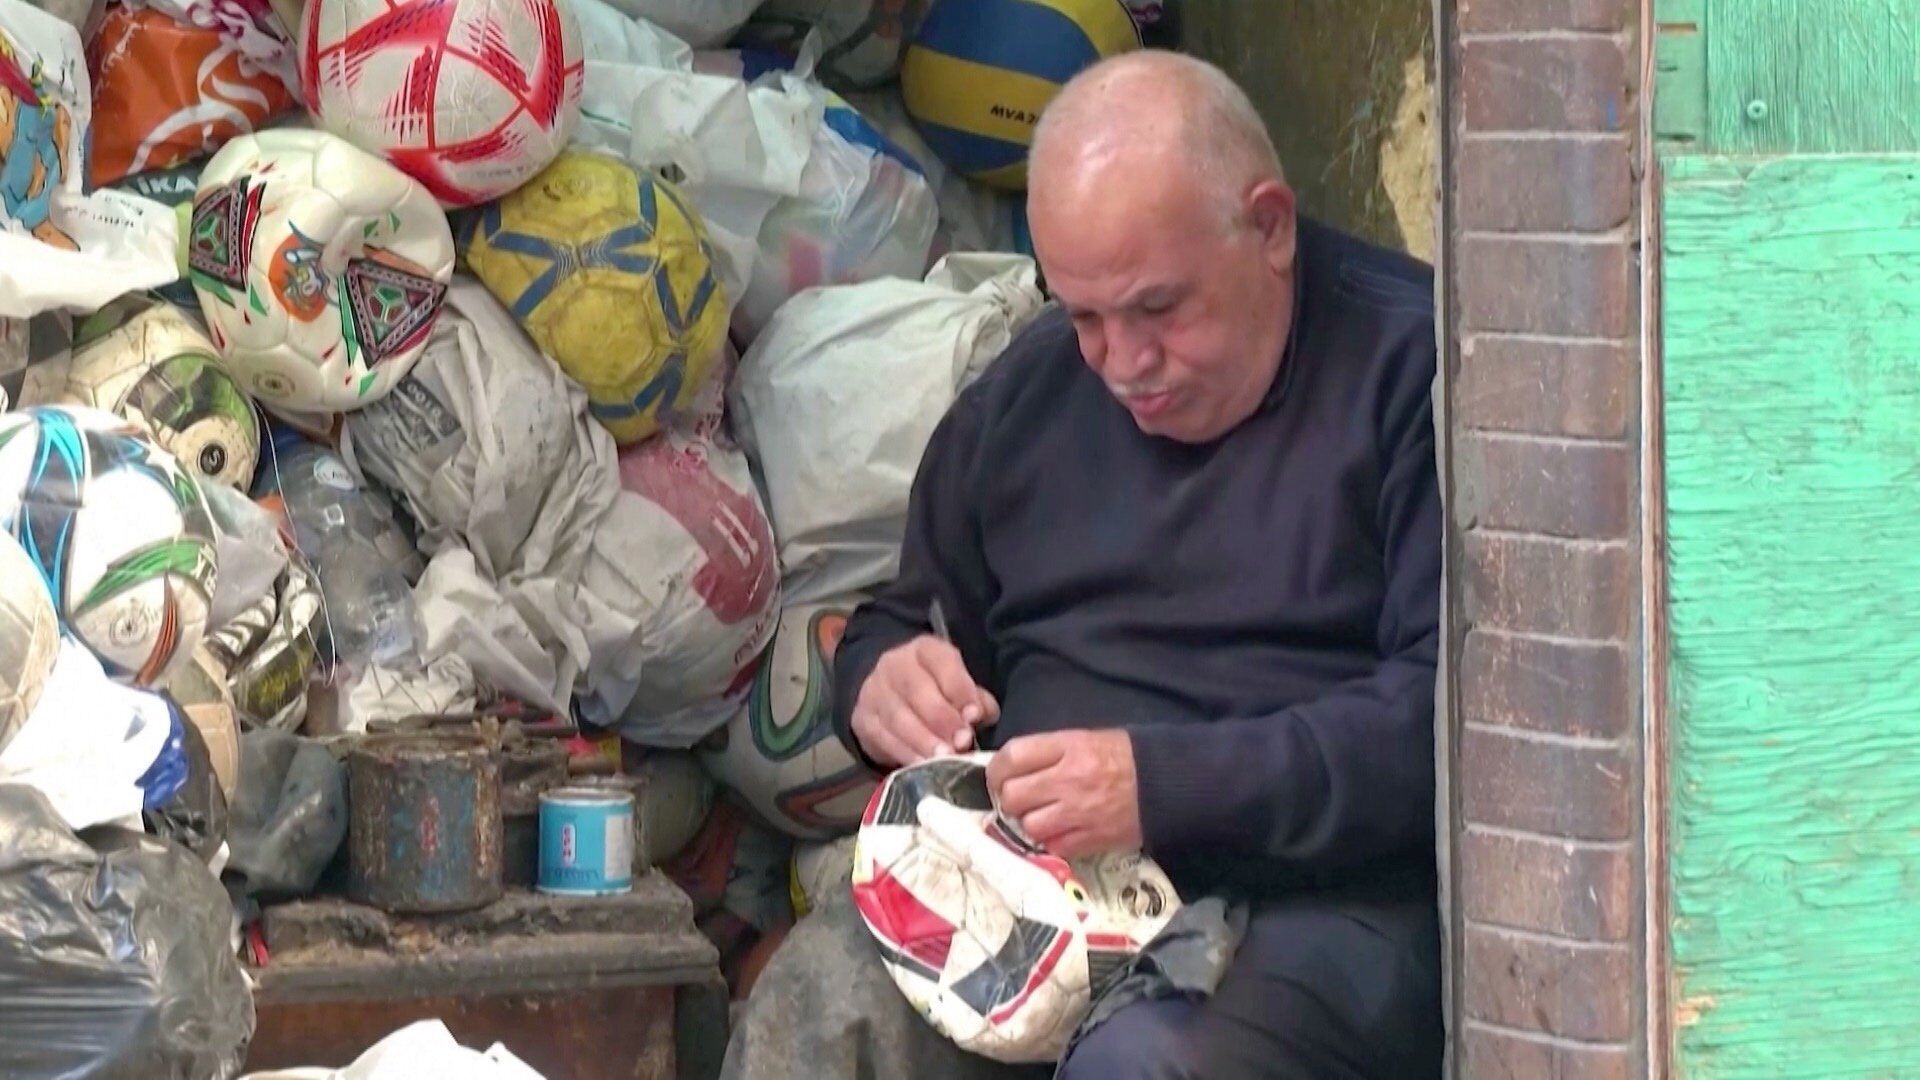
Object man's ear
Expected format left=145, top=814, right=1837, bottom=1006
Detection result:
left=1246, top=179, right=1297, bottom=275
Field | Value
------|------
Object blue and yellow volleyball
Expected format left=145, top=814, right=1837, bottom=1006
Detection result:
left=901, top=0, right=1140, bottom=190
left=460, top=151, right=730, bottom=445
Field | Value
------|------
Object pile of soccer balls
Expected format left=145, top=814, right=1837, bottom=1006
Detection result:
left=0, top=0, right=1168, bottom=1054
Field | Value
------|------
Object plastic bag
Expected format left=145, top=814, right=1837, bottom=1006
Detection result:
left=0, top=0, right=181, bottom=317
left=342, top=279, right=619, bottom=582
left=142, top=702, right=231, bottom=863
left=0, top=638, right=176, bottom=832
left=729, top=253, right=1044, bottom=605
left=240, top=1019, right=546, bottom=1080
left=222, top=726, right=346, bottom=900
left=592, top=0, right=762, bottom=47
left=729, top=89, right=937, bottom=345
left=577, top=401, right=780, bottom=748
left=844, top=87, right=1032, bottom=259
left=85, top=3, right=297, bottom=185
left=0, top=783, right=254, bottom=1080
left=737, top=0, right=929, bottom=89
left=205, top=479, right=291, bottom=630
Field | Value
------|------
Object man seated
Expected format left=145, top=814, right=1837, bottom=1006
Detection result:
left=723, top=49, right=1442, bottom=1080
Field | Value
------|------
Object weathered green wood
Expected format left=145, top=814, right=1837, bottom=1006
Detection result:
left=1653, top=0, right=1708, bottom=148
left=1703, top=0, right=1920, bottom=154
left=1663, top=153, right=1920, bottom=1076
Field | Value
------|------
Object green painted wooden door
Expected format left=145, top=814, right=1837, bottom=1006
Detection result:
left=1658, top=2, right=1920, bottom=1075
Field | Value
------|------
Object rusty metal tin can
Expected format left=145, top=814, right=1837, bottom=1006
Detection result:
left=347, top=731, right=503, bottom=913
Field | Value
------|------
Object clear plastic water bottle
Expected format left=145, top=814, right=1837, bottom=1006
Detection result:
left=264, top=437, right=419, bottom=671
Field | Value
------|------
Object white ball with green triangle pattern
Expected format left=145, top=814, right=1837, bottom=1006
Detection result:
left=187, top=128, right=456, bottom=413
left=0, top=406, right=219, bottom=688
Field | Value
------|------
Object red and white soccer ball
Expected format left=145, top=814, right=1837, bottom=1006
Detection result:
left=852, top=754, right=1183, bottom=1064
left=299, top=0, right=586, bottom=207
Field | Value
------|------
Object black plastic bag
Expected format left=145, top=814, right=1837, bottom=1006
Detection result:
left=142, top=704, right=230, bottom=864
left=0, top=784, right=254, bottom=1079
left=222, top=728, right=347, bottom=901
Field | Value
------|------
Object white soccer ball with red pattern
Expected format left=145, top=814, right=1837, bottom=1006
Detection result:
left=852, top=754, right=1183, bottom=1064
left=299, top=0, right=585, bottom=207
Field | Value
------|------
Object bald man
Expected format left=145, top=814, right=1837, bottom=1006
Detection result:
left=723, top=51, right=1442, bottom=1079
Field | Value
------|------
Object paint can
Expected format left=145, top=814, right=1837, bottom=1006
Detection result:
left=347, top=731, right=503, bottom=914
left=538, top=786, right=635, bottom=896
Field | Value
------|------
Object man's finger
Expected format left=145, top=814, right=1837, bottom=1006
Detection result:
left=903, top=679, right=969, bottom=749
left=889, top=707, right=951, bottom=763
left=913, top=638, right=987, bottom=722
left=994, top=771, right=1057, bottom=819
left=854, top=718, right=918, bottom=769
left=1020, top=803, right=1073, bottom=848
left=986, top=734, right=1064, bottom=796
left=1040, top=829, right=1100, bottom=862
left=974, top=687, right=1001, bottom=727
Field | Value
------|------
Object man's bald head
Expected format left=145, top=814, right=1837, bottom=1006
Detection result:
left=1029, top=50, right=1285, bottom=234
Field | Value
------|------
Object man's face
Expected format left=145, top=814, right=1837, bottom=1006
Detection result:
left=1032, top=167, right=1297, bottom=444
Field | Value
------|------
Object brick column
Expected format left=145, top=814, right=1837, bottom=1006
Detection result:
left=1439, top=0, right=1648, bottom=1076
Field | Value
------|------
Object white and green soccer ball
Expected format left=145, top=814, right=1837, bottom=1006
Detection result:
left=60, top=295, right=262, bottom=491
left=0, top=405, right=219, bottom=687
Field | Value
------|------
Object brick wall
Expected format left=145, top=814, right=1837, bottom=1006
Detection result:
left=1440, top=0, right=1647, bottom=1075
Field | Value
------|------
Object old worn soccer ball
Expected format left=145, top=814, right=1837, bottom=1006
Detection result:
left=462, top=151, right=730, bottom=445
left=299, top=0, right=584, bottom=206
left=189, top=129, right=455, bottom=412
left=61, top=295, right=261, bottom=491
left=0, top=406, right=219, bottom=686
left=700, top=599, right=878, bottom=840
left=0, top=530, right=60, bottom=754
left=853, top=753, right=1182, bottom=1063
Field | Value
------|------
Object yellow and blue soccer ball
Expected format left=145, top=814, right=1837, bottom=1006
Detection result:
left=901, top=0, right=1140, bottom=190
left=461, top=152, right=730, bottom=445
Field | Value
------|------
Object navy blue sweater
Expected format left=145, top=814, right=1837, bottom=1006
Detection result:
left=832, top=219, right=1440, bottom=899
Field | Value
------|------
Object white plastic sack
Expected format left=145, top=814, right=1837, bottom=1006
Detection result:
left=577, top=403, right=780, bottom=748
left=729, top=90, right=937, bottom=344
left=572, top=35, right=937, bottom=342
left=410, top=547, right=597, bottom=717
left=240, top=1019, right=546, bottom=1080
left=730, top=253, right=1044, bottom=605
left=0, top=638, right=173, bottom=831
left=593, top=0, right=762, bottom=47
left=343, top=279, right=619, bottom=582
left=0, top=0, right=180, bottom=317
left=845, top=88, right=1030, bottom=259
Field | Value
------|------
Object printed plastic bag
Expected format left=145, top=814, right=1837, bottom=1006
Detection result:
left=86, top=3, right=297, bottom=185
left=730, top=253, right=1044, bottom=605
left=0, top=0, right=181, bottom=316
left=577, top=400, right=780, bottom=747
left=342, top=279, right=619, bottom=582
left=0, top=783, right=255, bottom=1080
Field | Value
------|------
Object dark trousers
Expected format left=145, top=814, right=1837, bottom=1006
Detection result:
left=723, top=878, right=1441, bottom=1080
left=1058, top=887, right=1443, bottom=1079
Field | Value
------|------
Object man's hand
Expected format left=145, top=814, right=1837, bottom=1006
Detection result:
left=850, top=636, right=1000, bottom=768
left=985, top=730, right=1143, bottom=861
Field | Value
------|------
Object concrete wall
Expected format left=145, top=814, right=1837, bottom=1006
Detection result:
left=1177, top=0, right=1435, bottom=259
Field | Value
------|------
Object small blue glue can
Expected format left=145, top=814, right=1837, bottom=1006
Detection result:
left=538, top=786, right=635, bottom=896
